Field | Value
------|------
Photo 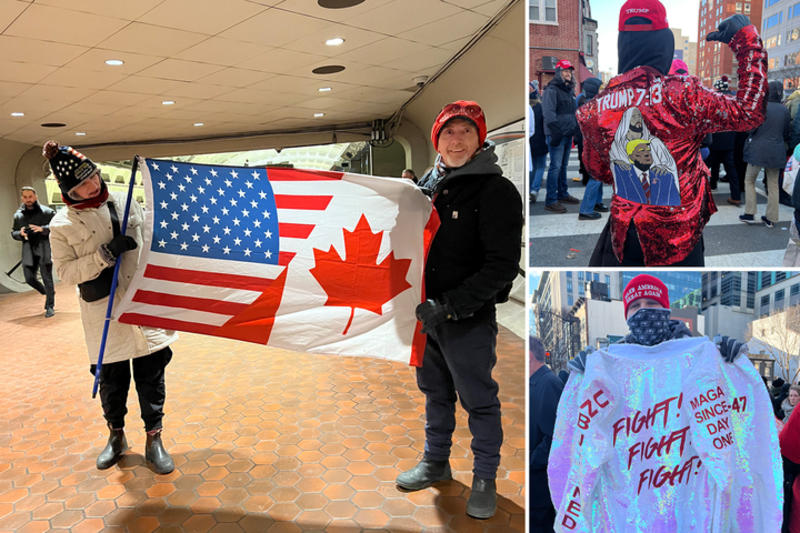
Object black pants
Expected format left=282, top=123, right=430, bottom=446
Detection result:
left=415, top=311, right=502, bottom=480
left=590, top=219, right=704, bottom=266
left=90, top=347, right=172, bottom=432
left=708, top=149, right=740, bottom=201
left=23, top=256, right=54, bottom=308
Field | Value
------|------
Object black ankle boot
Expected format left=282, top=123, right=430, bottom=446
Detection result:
left=96, top=426, right=128, bottom=470
left=466, top=476, right=497, bottom=519
left=395, top=458, right=452, bottom=491
left=145, top=430, right=174, bottom=474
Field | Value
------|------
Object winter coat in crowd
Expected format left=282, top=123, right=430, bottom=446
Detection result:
left=531, top=102, right=548, bottom=157
left=11, top=201, right=55, bottom=266
left=419, top=143, right=523, bottom=321
left=744, top=81, right=791, bottom=169
left=541, top=71, right=578, bottom=145
left=787, top=89, right=800, bottom=120
left=49, top=190, right=177, bottom=365
left=530, top=364, right=564, bottom=516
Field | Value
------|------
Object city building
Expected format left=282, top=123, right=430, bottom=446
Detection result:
left=754, top=272, right=800, bottom=317
left=673, top=288, right=702, bottom=310
left=748, top=307, right=800, bottom=382
left=697, top=0, right=763, bottom=87
left=671, top=27, right=698, bottom=75
left=760, top=0, right=800, bottom=91
left=530, top=0, right=583, bottom=89
left=700, top=271, right=799, bottom=338
left=581, top=0, right=599, bottom=77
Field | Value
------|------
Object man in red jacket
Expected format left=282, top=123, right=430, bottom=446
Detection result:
left=578, top=0, right=767, bottom=266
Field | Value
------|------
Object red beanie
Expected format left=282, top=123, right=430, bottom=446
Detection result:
left=431, top=100, right=487, bottom=151
left=623, top=274, right=670, bottom=317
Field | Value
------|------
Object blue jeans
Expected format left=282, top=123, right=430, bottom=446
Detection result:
left=530, top=154, right=546, bottom=195
left=579, top=179, right=604, bottom=215
left=545, top=136, right=572, bottom=205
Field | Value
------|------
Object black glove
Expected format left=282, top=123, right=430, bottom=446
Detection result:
left=415, top=299, right=455, bottom=334
left=105, top=235, right=137, bottom=258
left=716, top=335, right=746, bottom=363
left=567, top=346, right=594, bottom=374
left=549, top=134, right=563, bottom=147
left=706, top=14, right=750, bottom=44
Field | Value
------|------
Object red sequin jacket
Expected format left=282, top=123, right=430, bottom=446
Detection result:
left=577, top=25, right=767, bottom=265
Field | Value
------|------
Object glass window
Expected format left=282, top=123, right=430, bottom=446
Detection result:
left=531, top=0, right=556, bottom=23
left=776, top=289, right=786, bottom=311
left=761, top=294, right=771, bottom=317
left=545, top=0, right=556, bottom=22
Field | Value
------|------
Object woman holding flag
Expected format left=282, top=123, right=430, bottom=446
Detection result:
left=45, top=141, right=178, bottom=474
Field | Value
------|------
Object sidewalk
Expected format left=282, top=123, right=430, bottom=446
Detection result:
left=0, top=283, right=524, bottom=532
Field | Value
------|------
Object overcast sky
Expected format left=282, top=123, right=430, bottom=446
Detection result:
left=593, top=0, right=701, bottom=74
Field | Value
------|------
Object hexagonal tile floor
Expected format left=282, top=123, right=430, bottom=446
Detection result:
left=0, top=283, right=524, bottom=532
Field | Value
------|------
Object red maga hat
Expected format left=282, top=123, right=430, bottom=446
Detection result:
left=623, top=274, right=670, bottom=317
left=619, top=0, right=669, bottom=32
left=555, top=59, right=574, bottom=70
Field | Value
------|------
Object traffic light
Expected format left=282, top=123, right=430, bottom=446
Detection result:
left=545, top=351, right=551, bottom=364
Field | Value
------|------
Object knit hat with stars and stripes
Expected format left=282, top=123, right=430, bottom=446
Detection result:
left=42, top=140, right=99, bottom=199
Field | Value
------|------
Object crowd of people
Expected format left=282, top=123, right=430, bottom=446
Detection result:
left=528, top=0, right=800, bottom=266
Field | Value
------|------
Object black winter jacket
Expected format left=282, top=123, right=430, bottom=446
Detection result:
left=420, top=145, right=523, bottom=320
left=530, top=365, right=564, bottom=508
left=531, top=102, right=548, bottom=157
left=11, top=202, right=55, bottom=266
left=745, top=83, right=791, bottom=169
left=541, top=72, right=578, bottom=145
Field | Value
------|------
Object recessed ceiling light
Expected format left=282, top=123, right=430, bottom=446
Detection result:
left=105, top=59, right=124, bottom=66
left=75, top=132, right=86, bottom=136
left=325, top=37, right=345, bottom=46
left=162, top=100, right=175, bottom=105
left=319, top=87, right=332, bottom=92
left=41, top=122, right=66, bottom=128
left=312, top=65, right=346, bottom=75
left=314, top=113, right=325, bottom=118
left=10, top=112, right=23, bottom=117
left=194, top=122, right=204, bottom=127
left=318, top=0, right=366, bottom=8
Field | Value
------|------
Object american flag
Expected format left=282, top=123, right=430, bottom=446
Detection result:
left=117, top=159, right=336, bottom=344
left=115, top=158, right=437, bottom=364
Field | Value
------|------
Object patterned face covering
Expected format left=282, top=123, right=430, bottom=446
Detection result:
left=626, top=307, right=672, bottom=346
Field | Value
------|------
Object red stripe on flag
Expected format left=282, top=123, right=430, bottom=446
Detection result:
left=119, top=312, right=225, bottom=337
left=410, top=207, right=442, bottom=367
left=278, top=223, right=315, bottom=239
left=278, top=252, right=294, bottom=265
left=266, top=168, right=344, bottom=181
left=275, top=195, right=332, bottom=210
left=143, top=265, right=280, bottom=291
left=132, top=290, right=250, bottom=315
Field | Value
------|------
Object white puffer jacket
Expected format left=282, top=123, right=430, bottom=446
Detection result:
left=50, top=190, right=177, bottom=364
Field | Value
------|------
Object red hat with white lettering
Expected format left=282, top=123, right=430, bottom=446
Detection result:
left=555, top=59, right=574, bottom=70
left=618, top=0, right=669, bottom=32
left=623, top=274, right=670, bottom=317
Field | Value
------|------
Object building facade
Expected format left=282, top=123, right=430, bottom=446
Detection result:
left=671, top=27, right=698, bottom=75
left=760, top=0, right=800, bottom=91
left=697, top=0, right=762, bottom=87
left=530, top=0, right=581, bottom=89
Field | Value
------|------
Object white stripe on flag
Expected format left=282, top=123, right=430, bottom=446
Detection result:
left=135, top=278, right=262, bottom=304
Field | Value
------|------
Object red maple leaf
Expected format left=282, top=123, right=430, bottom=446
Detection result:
left=309, top=214, right=413, bottom=335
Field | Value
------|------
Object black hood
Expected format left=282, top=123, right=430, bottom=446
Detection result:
left=618, top=28, right=675, bottom=75
left=768, top=80, right=784, bottom=102
left=582, top=77, right=602, bottom=99
left=549, top=69, right=575, bottom=92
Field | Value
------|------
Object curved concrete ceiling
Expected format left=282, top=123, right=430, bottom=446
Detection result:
left=0, top=0, right=515, bottom=148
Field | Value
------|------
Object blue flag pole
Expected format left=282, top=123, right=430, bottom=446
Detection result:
left=92, top=156, right=140, bottom=398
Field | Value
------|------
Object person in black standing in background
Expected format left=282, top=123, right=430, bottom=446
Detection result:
left=11, top=186, right=56, bottom=317
left=708, top=77, right=742, bottom=206
left=530, top=337, right=564, bottom=533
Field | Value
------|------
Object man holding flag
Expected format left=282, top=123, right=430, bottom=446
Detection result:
left=45, top=141, right=178, bottom=474
left=396, top=101, right=523, bottom=519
